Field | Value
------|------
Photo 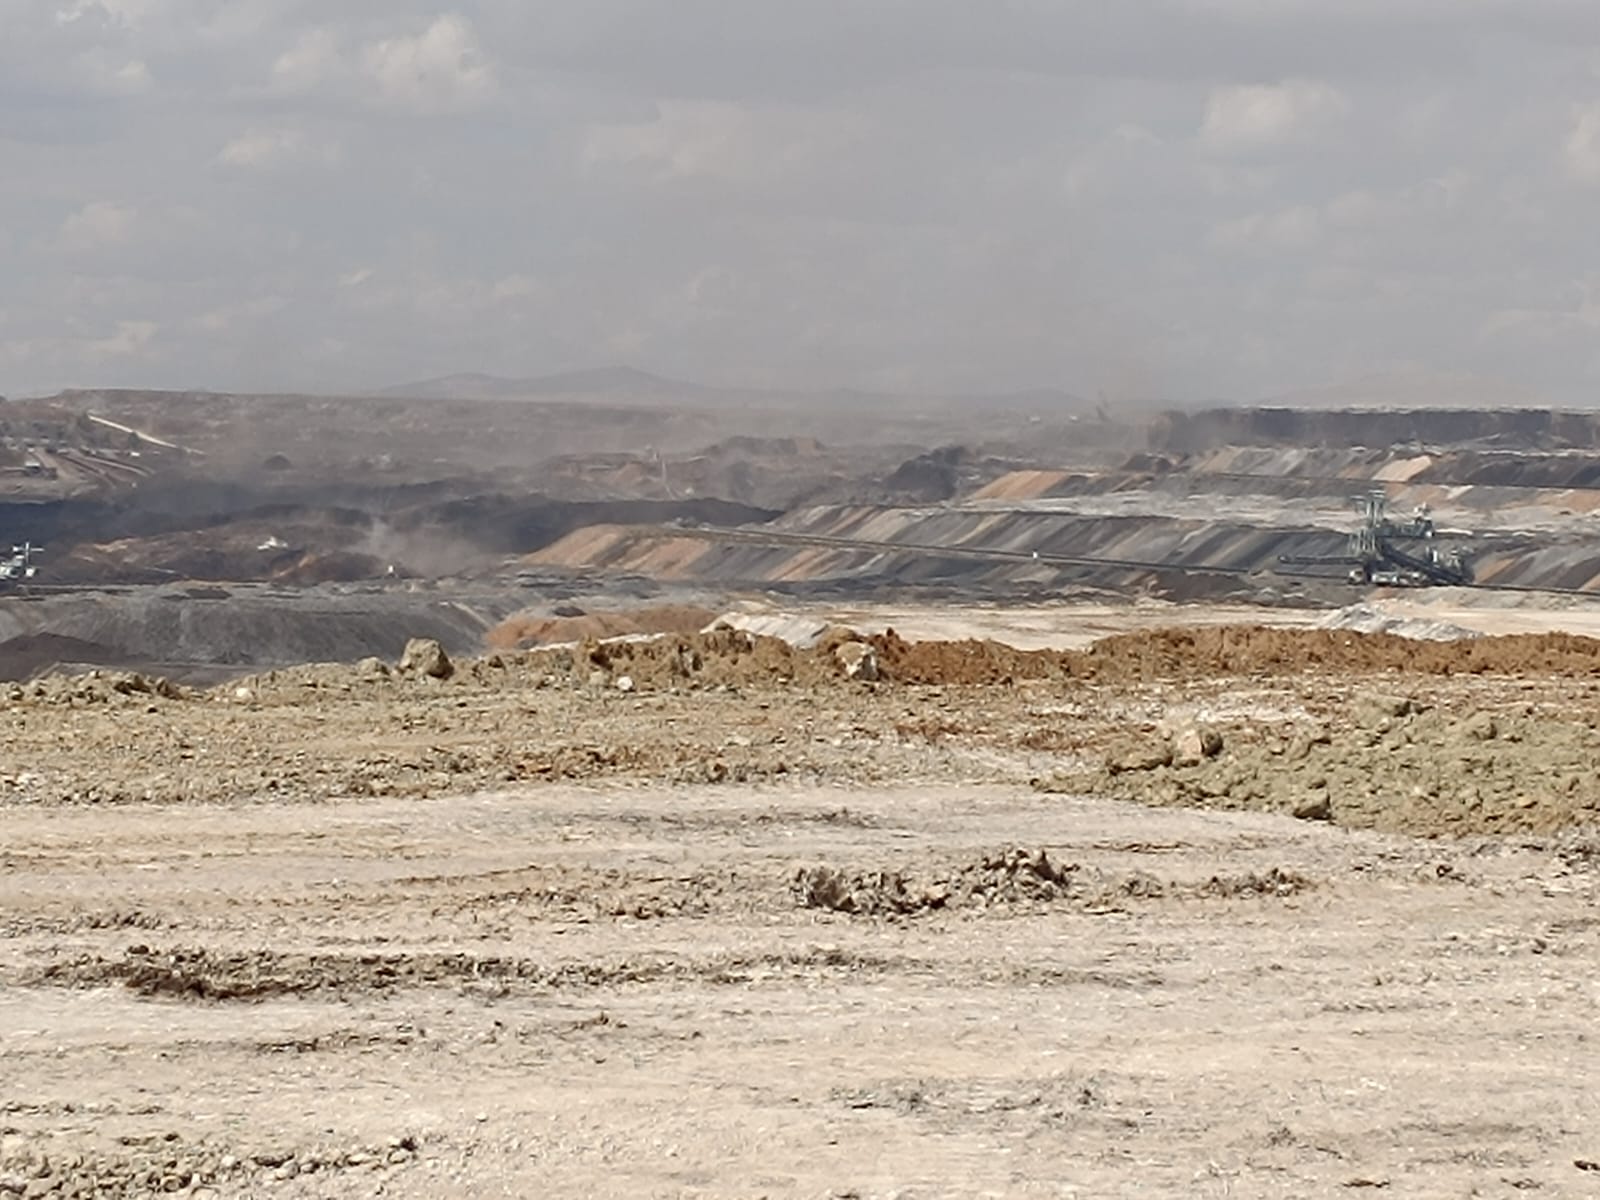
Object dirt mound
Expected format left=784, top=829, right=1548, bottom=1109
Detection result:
left=1038, top=697, right=1600, bottom=837
left=866, top=633, right=1057, bottom=685
left=227, top=624, right=1600, bottom=704
left=866, top=626, right=1600, bottom=686
left=514, top=626, right=863, bottom=691
left=486, top=603, right=716, bottom=650
left=794, top=850, right=1314, bottom=916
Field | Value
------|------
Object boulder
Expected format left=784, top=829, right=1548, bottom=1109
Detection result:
left=1171, top=725, right=1224, bottom=766
left=835, top=641, right=879, bottom=681
left=398, top=638, right=453, bottom=679
left=1293, top=793, right=1334, bottom=822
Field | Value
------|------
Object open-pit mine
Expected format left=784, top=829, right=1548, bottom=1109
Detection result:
left=3, top=378, right=1600, bottom=1197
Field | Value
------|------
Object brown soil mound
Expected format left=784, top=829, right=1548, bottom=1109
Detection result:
left=551, top=626, right=851, bottom=690
left=486, top=604, right=716, bottom=650
left=230, top=624, right=1600, bottom=704
left=867, top=626, right=1600, bottom=686
left=1038, top=698, right=1600, bottom=838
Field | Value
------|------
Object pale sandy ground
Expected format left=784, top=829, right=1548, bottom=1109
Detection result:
left=795, top=592, right=1600, bottom=650
left=3, top=782, right=1598, bottom=1198
left=790, top=600, right=1325, bottom=651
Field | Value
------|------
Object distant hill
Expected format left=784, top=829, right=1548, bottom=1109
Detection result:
left=381, top=366, right=720, bottom=401
left=380, top=366, right=1097, bottom=413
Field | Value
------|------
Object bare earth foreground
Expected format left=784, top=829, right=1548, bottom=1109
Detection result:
left=4, top=627, right=1600, bottom=1198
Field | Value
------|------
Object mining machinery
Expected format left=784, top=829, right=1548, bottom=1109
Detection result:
left=1280, top=492, right=1472, bottom=587
left=0, top=542, right=40, bottom=590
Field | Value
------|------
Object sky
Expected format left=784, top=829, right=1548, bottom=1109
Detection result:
left=2, top=1, right=1599, bottom=404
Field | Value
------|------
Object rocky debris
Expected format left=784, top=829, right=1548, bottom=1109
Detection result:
left=1197, top=868, right=1312, bottom=898
left=3, top=669, right=183, bottom=707
left=794, top=851, right=1316, bottom=917
left=1037, top=701, right=1600, bottom=837
left=795, top=849, right=1083, bottom=916
left=188, top=624, right=1600, bottom=704
left=398, top=637, right=453, bottom=679
left=0, top=1135, right=420, bottom=1198
left=27, top=944, right=925, bottom=998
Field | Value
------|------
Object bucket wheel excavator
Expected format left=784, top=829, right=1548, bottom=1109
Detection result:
left=1280, top=492, right=1473, bottom=587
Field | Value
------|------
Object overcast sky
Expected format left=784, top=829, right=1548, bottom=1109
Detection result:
left=3, top=1, right=1599, bottom=403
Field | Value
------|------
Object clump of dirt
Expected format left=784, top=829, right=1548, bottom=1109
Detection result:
left=486, top=603, right=716, bottom=650
left=795, top=848, right=1080, bottom=915
left=1196, top=868, right=1312, bottom=898
left=1037, top=697, right=1600, bottom=837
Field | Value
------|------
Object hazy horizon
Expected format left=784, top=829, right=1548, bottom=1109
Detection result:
left=3, top=2, right=1599, bottom=405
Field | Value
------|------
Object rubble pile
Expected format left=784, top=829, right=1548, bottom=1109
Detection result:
left=2, top=669, right=184, bottom=707
left=1038, top=697, right=1600, bottom=837
left=795, top=848, right=1083, bottom=916
left=0, top=1137, right=421, bottom=1199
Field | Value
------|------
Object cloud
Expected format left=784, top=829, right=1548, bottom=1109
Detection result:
left=1209, top=205, right=1322, bottom=251
left=582, top=101, right=866, bottom=185
left=193, top=295, right=285, bottom=333
left=217, top=127, right=341, bottom=170
left=54, top=0, right=167, bottom=31
left=6, top=2, right=1600, bottom=400
left=90, top=318, right=159, bottom=357
left=270, top=27, right=345, bottom=94
left=69, top=45, right=152, bottom=95
left=56, top=201, right=137, bottom=253
left=264, top=15, right=495, bottom=114
left=1200, top=79, right=1349, bottom=152
left=360, top=14, right=495, bottom=114
left=1564, top=102, right=1600, bottom=184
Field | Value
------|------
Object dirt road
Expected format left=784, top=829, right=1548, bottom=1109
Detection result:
left=4, top=776, right=1598, bottom=1198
